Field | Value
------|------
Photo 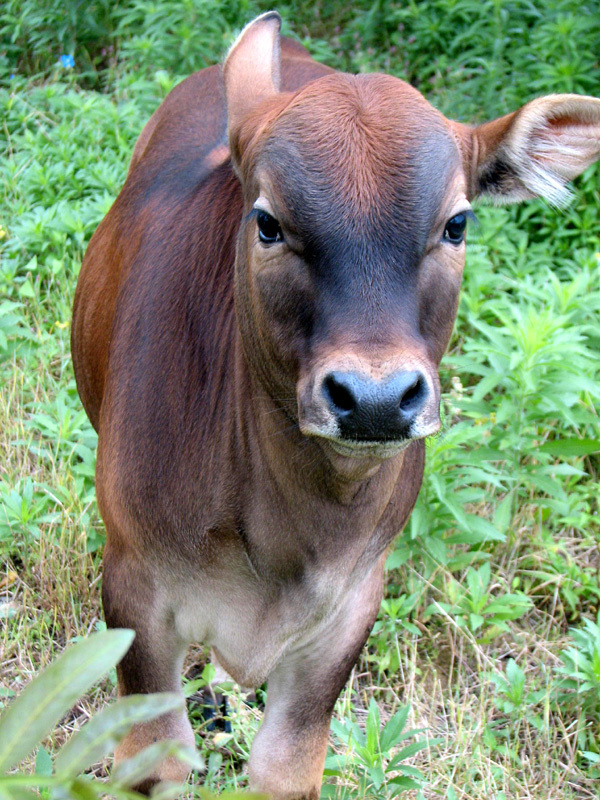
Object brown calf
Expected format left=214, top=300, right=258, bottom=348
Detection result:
left=72, top=12, right=600, bottom=799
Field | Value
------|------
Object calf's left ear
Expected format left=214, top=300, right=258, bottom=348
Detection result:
left=466, top=94, right=600, bottom=205
left=223, top=12, right=282, bottom=171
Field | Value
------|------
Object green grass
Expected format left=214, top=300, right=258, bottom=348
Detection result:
left=1, top=0, right=600, bottom=798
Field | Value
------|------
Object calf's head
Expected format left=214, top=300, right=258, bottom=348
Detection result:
left=224, top=13, right=600, bottom=460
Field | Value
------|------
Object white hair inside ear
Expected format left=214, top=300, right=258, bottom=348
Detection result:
left=475, top=93, right=600, bottom=206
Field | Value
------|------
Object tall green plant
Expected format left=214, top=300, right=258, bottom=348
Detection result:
left=0, top=629, right=206, bottom=799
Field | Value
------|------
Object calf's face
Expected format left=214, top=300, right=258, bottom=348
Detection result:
left=241, top=76, right=469, bottom=458
left=225, top=13, right=600, bottom=461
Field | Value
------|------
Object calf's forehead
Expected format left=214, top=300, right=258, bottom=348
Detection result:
left=257, top=73, right=463, bottom=243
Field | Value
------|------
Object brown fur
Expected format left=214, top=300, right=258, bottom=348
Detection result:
left=72, top=13, right=600, bottom=799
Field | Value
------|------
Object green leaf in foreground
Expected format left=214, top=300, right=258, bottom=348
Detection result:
left=0, top=786, right=39, bottom=800
left=112, top=742, right=203, bottom=788
left=0, top=629, right=135, bottom=772
left=55, top=692, right=183, bottom=777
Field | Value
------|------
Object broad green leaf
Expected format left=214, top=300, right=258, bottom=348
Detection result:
left=539, top=438, right=600, bottom=457
left=0, top=630, right=135, bottom=772
left=469, top=613, right=485, bottom=631
left=55, top=693, right=183, bottom=777
left=485, top=595, right=531, bottom=619
left=369, top=763, right=385, bottom=789
left=365, top=699, right=380, bottom=756
left=493, top=493, right=513, bottom=533
left=467, top=562, right=490, bottom=600
left=582, top=751, right=600, bottom=764
left=388, top=738, right=433, bottom=768
left=330, top=717, right=362, bottom=747
left=379, top=705, right=409, bottom=752
left=422, top=534, right=447, bottom=563
left=149, top=780, right=189, bottom=800
left=34, top=746, right=53, bottom=777
left=385, top=548, right=411, bottom=571
left=505, top=659, right=525, bottom=689
left=386, top=775, right=423, bottom=789
left=112, top=742, right=202, bottom=788
left=393, top=763, right=427, bottom=778
left=67, top=777, right=101, bottom=800
left=464, top=516, right=505, bottom=543
left=17, top=281, right=35, bottom=300
left=0, top=786, right=39, bottom=800
left=525, top=471, right=566, bottom=499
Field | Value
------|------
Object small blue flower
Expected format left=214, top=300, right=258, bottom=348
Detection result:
left=9, top=73, right=15, bottom=80
left=59, top=54, right=75, bottom=69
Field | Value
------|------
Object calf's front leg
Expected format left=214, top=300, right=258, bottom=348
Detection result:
left=102, top=546, right=195, bottom=793
left=249, top=560, right=385, bottom=800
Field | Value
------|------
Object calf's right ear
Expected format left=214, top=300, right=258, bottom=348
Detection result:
left=469, top=94, right=600, bottom=206
left=223, top=12, right=282, bottom=169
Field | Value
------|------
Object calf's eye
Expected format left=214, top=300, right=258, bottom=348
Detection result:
left=257, top=210, right=283, bottom=244
left=444, top=213, right=467, bottom=244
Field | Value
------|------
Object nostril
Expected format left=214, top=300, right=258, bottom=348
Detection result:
left=398, top=374, right=426, bottom=411
left=323, top=374, right=356, bottom=414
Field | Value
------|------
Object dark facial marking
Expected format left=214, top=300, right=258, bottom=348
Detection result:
left=478, top=156, right=519, bottom=196
left=255, top=74, right=461, bottom=338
